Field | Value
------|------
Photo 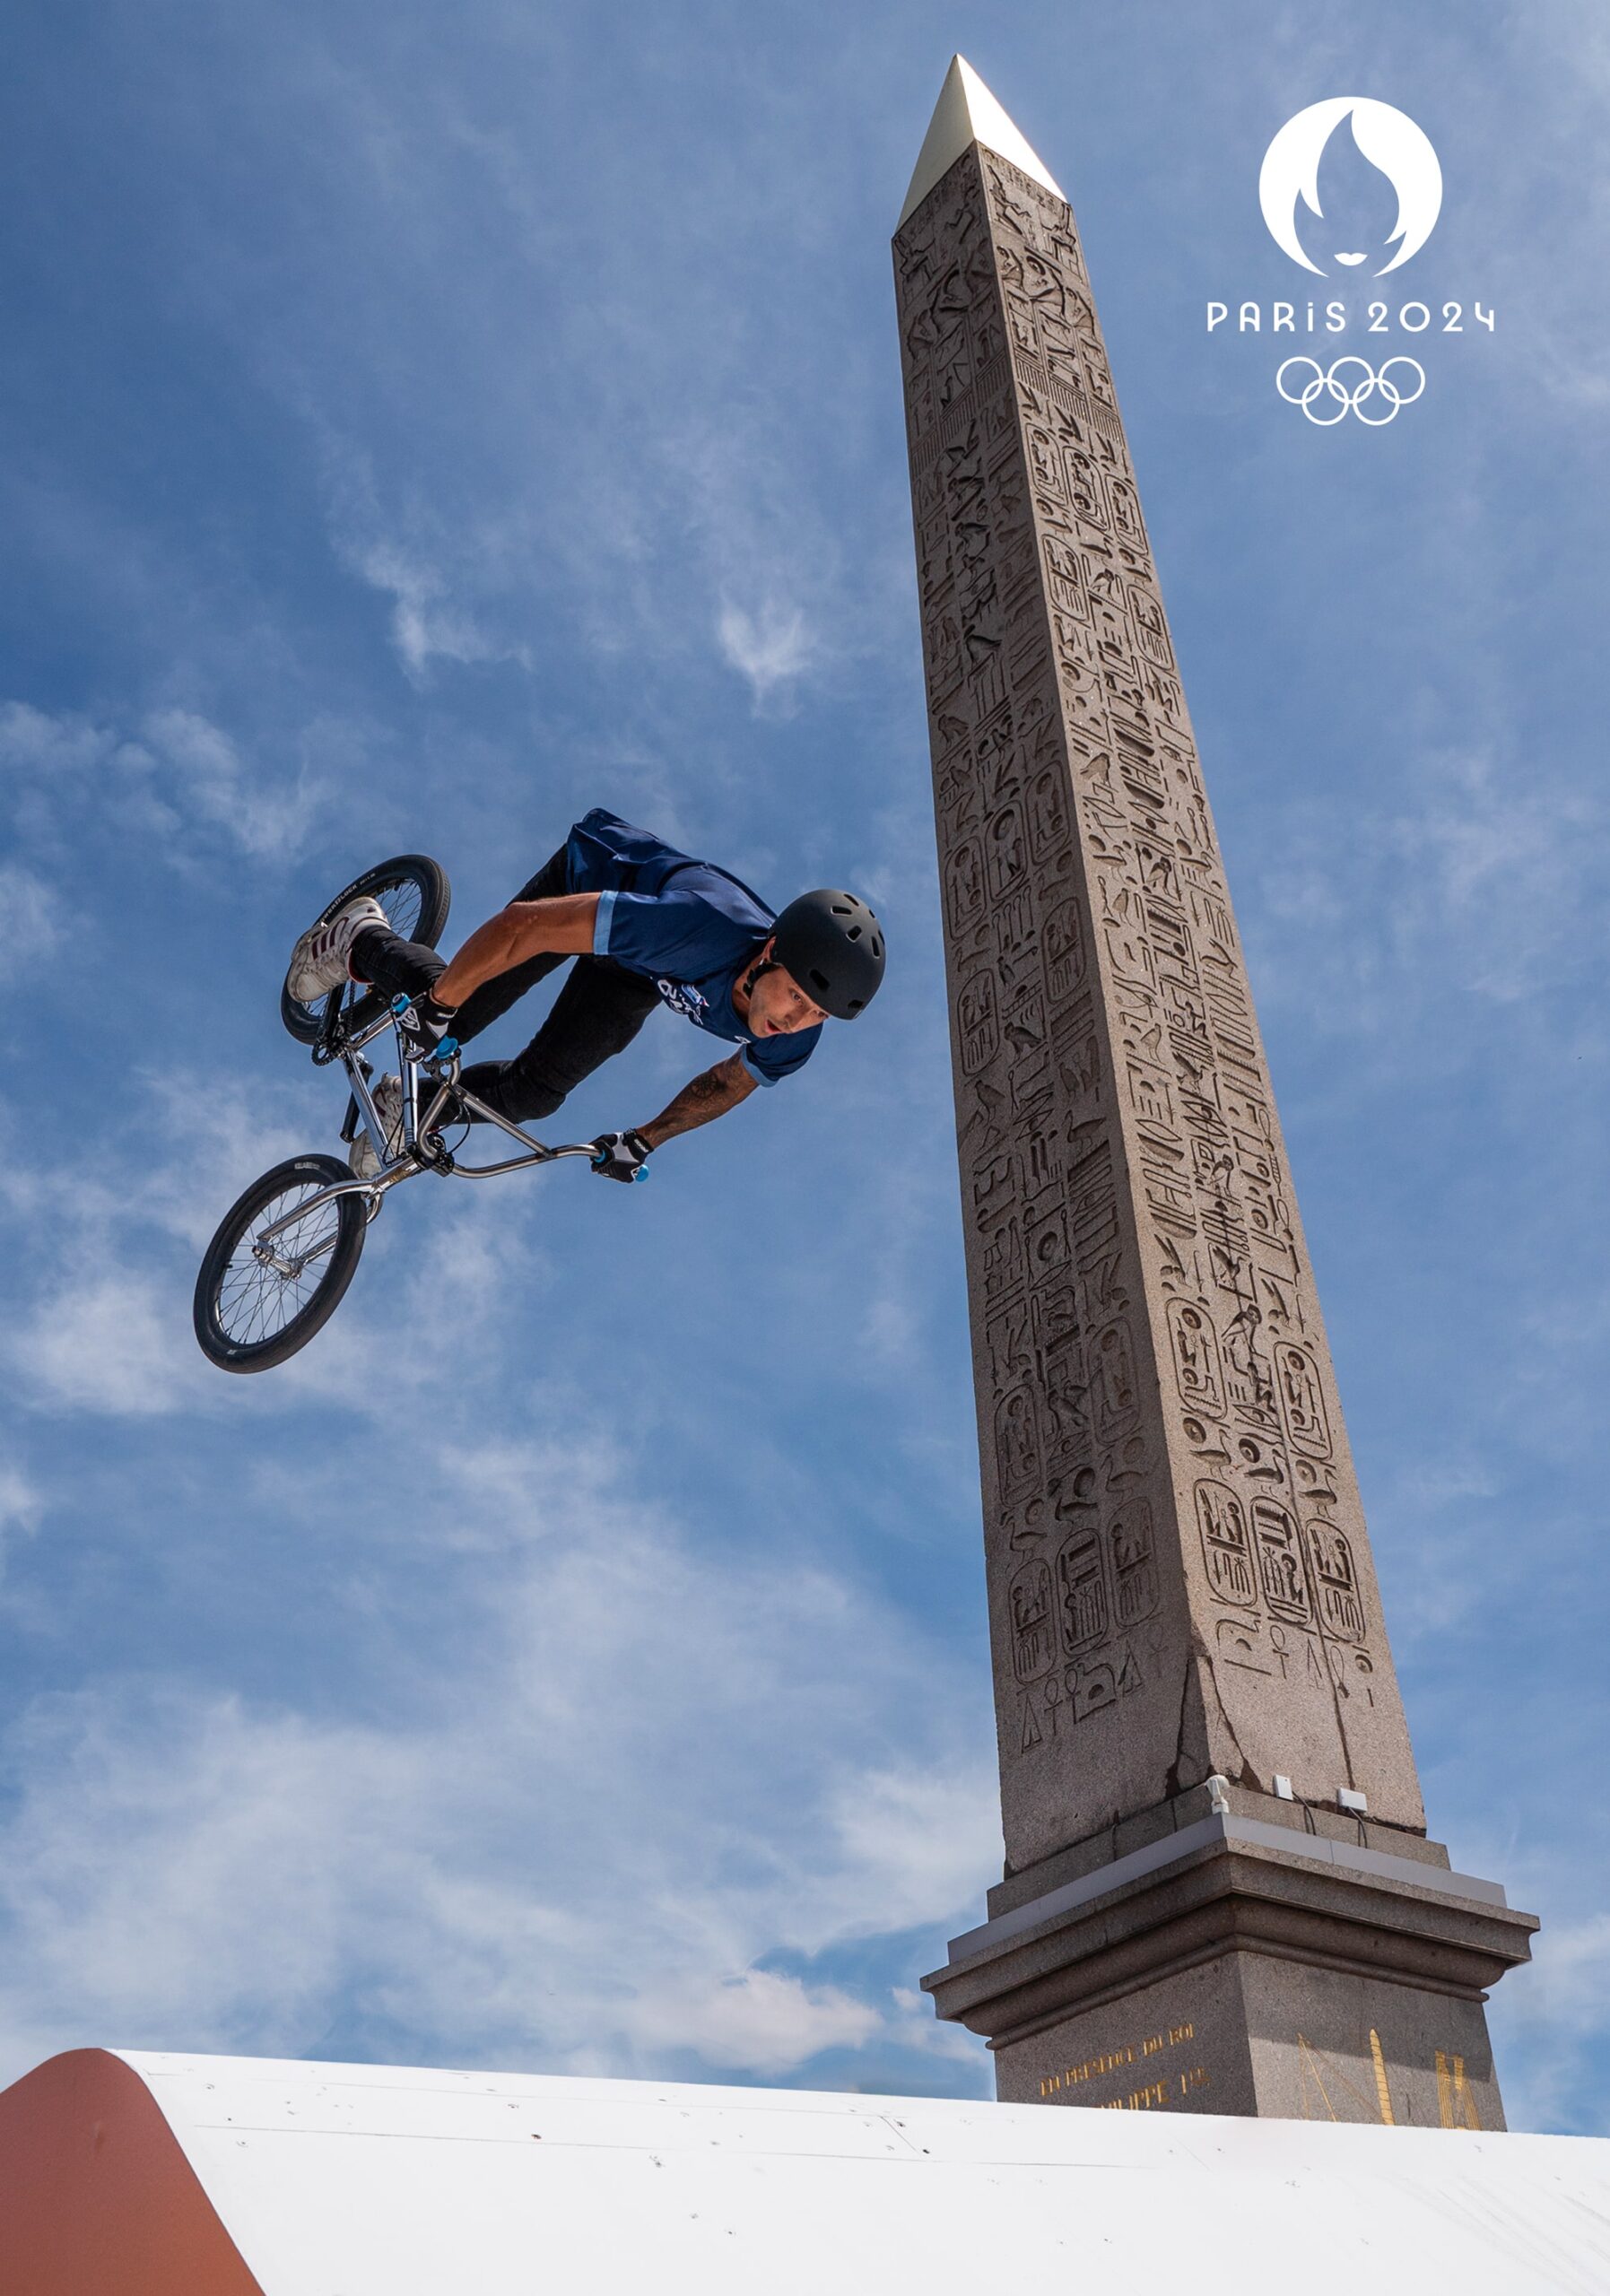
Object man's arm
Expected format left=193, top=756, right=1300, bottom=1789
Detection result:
left=638, top=1051, right=757, bottom=1150
left=432, top=892, right=600, bottom=1009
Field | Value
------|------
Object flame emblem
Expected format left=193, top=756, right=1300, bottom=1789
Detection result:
left=1258, top=98, right=1442, bottom=277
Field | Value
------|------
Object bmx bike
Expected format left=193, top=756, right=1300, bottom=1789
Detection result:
left=194, top=854, right=603, bottom=1374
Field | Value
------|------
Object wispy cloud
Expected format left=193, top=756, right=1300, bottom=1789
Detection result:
left=0, top=700, right=320, bottom=864
left=1380, top=746, right=1605, bottom=1005
left=9, top=1267, right=205, bottom=1419
left=717, top=596, right=818, bottom=710
left=1485, top=1889, right=1610, bottom=2137
left=0, top=1465, right=42, bottom=1587
left=0, top=1065, right=996, bottom=2089
left=0, top=1431, right=996, bottom=2086
left=0, top=865, right=65, bottom=982
left=0, top=1065, right=549, bottom=1421
left=349, top=540, right=508, bottom=681
left=312, top=432, right=535, bottom=687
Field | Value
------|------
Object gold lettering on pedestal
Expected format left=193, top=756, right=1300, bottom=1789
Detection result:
left=1436, top=2050, right=1482, bottom=2131
left=1370, top=2027, right=1397, bottom=2125
left=1039, top=2021, right=1198, bottom=2101
left=1295, top=2027, right=1482, bottom=2126
left=1297, top=2030, right=1398, bottom=2124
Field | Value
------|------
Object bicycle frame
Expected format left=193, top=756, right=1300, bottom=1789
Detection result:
left=251, top=1003, right=598, bottom=1265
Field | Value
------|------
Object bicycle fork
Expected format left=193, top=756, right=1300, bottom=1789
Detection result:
left=256, top=1011, right=600, bottom=1275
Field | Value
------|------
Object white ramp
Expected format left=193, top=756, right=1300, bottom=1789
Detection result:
left=1, top=2048, right=1607, bottom=2294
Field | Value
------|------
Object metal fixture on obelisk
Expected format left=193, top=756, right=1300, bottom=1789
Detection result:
left=895, top=57, right=1536, bottom=2122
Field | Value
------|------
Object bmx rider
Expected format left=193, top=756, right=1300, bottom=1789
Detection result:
left=287, top=809, right=886, bottom=1181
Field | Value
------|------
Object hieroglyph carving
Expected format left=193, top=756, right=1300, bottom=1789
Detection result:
left=896, top=140, right=1419, bottom=1828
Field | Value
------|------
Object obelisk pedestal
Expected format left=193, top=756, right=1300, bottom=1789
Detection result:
left=894, top=59, right=1536, bottom=2122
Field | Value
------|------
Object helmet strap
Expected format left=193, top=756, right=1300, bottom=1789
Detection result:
left=741, top=957, right=779, bottom=1000
left=739, top=937, right=779, bottom=1008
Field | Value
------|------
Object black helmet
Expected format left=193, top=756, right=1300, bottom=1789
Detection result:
left=770, top=890, right=885, bottom=1020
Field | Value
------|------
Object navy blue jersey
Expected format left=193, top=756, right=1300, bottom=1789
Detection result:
left=563, top=810, right=820, bottom=1084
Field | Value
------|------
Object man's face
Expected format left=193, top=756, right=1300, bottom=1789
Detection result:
left=745, top=952, right=829, bottom=1038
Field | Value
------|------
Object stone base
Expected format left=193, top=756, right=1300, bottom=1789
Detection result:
left=993, top=1952, right=1504, bottom=2124
left=924, top=1808, right=1536, bottom=2125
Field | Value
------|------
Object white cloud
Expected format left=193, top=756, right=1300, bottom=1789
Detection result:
left=618, top=1970, right=880, bottom=2075
left=0, top=1435, right=997, bottom=2089
left=0, top=1464, right=43, bottom=1585
left=349, top=539, right=508, bottom=682
left=1381, top=746, right=1603, bottom=1004
left=313, top=429, right=533, bottom=685
left=0, top=1071, right=551, bottom=1421
left=820, top=1765, right=1003, bottom=1944
left=1488, top=1907, right=1610, bottom=2136
left=143, top=708, right=316, bottom=862
left=0, top=865, right=65, bottom=980
left=717, top=596, right=817, bottom=709
left=0, top=1063, right=995, bottom=2101
left=10, top=1266, right=205, bottom=1418
left=0, top=700, right=320, bottom=863
left=1248, top=735, right=1610, bottom=1068
left=0, top=701, right=114, bottom=777
left=0, top=1074, right=325, bottom=1419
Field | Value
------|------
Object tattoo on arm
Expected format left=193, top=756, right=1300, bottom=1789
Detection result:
left=640, top=1053, right=757, bottom=1149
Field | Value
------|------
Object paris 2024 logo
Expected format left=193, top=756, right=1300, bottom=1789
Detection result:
left=1208, top=97, right=1495, bottom=426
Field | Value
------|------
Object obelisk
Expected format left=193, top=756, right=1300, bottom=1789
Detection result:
left=897, top=59, right=1536, bottom=2123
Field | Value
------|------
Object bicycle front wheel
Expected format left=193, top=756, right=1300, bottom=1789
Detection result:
left=194, top=1153, right=368, bottom=1372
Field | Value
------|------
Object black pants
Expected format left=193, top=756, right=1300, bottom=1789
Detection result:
left=351, top=849, right=661, bottom=1124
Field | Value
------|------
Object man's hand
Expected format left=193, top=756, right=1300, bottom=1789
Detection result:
left=393, top=992, right=457, bottom=1063
left=590, top=1129, right=653, bottom=1184
left=591, top=1056, right=754, bottom=1182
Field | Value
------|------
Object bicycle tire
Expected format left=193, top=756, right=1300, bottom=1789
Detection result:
left=281, top=854, right=451, bottom=1046
left=195, top=1152, right=368, bottom=1372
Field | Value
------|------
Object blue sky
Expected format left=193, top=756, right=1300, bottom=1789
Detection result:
left=1, top=0, right=1606, bottom=2131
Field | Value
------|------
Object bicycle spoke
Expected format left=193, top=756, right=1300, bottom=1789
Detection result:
left=380, top=879, right=422, bottom=940
left=214, top=1180, right=346, bottom=1348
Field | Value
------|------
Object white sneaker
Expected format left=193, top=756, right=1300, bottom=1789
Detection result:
left=288, top=894, right=389, bottom=1003
left=349, top=1074, right=404, bottom=1181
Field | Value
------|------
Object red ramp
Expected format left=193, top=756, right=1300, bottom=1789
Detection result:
left=0, top=2050, right=262, bottom=2295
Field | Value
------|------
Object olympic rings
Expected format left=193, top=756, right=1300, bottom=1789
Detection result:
left=1275, top=356, right=1426, bottom=426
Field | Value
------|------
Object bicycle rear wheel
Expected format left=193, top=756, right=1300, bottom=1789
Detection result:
left=194, top=1153, right=368, bottom=1372
left=281, top=854, right=451, bottom=1046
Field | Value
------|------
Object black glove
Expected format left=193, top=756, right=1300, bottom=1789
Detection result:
left=392, top=992, right=457, bottom=1063
left=590, top=1129, right=653, bottom=1183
